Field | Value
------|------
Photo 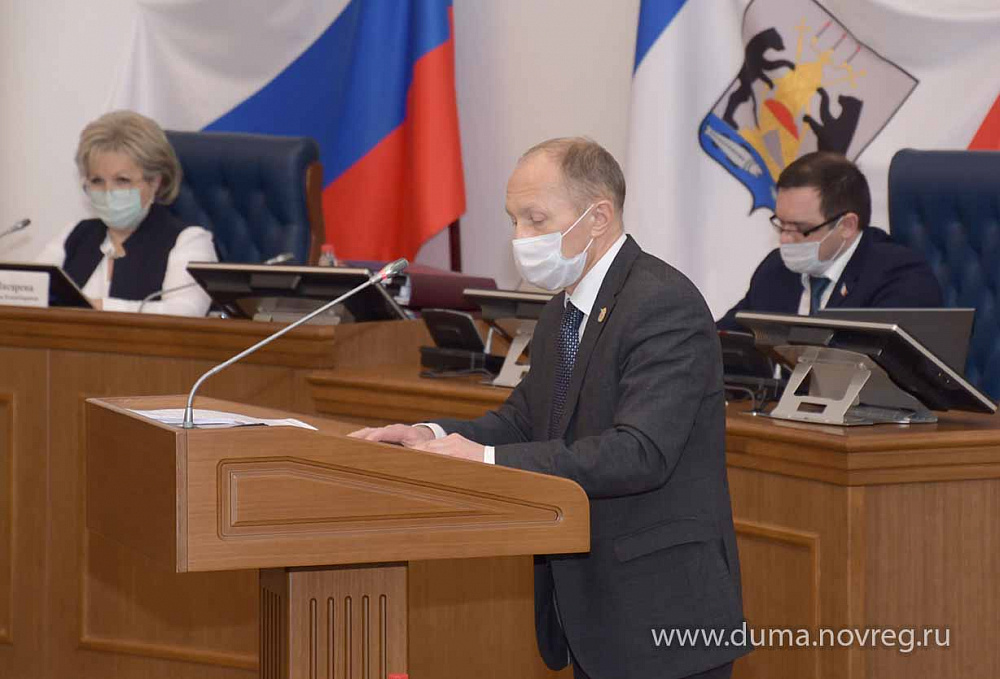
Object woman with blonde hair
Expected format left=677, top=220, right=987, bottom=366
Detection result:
left=37, top=110, right=217, bottom=316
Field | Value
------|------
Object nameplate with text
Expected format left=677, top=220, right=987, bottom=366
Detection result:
left=0, top=270, right=49, bottom=308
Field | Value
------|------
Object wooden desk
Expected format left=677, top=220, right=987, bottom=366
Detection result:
left=309, top=363, right=509, bottom=425
left=8, top=308, right=997, bottom=679
left=0, top=307, right=430, bottom=679
left=727, top=409, right=1000, bottom=679
left=309, top=366, right=1000, bottom=679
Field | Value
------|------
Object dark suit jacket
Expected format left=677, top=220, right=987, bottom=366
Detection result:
left=717, top=226, right=944, bottom=331
left=434, top=236, right=749, bottom=679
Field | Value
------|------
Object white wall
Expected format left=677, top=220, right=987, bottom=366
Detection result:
left=0, top=0, right=640, bottom=289
left=0, top=0, right=141, bottom=259
left=449, top=0, right=639, bottom=285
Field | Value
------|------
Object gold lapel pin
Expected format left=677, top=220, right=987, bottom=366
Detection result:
left=598, top=307, right=607, bottom=323
left=840, top=283, right=848, bottom=297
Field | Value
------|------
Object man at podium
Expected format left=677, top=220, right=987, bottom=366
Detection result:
left=353, top=138, right=749, bottom=679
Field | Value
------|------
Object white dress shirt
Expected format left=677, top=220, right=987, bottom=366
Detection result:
left=796, top=231, right=863, bottom=315
left=420, top=233, right=629, bottom=463
left=36, top=222, right=217, bottom=317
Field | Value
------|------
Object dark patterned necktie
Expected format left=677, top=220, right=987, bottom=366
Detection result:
left=810, top=276, right=831, bottom=314
left=549, top=302, right=585, bottom=439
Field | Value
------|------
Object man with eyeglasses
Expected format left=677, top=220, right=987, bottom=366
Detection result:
left=717, top=151, right=942, bottom=330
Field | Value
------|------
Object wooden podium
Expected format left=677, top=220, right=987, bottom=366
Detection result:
left=85, top=395, right=589, bottom=679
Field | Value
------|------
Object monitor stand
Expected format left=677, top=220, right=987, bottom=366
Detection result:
left=492, top=320, right=535, bottom=388
left=764, top=345, right=937, bottom=426
left=251, top=297, right=343, bottom=325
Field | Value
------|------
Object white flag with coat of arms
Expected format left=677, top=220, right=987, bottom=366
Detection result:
left=625, top=0, right=1000, bottom=318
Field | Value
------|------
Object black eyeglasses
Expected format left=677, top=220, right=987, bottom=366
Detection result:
left=770, top=211, right=847, bottom=238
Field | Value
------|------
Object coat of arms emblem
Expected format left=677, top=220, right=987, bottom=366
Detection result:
left=699, top=0, right=917, bottom=211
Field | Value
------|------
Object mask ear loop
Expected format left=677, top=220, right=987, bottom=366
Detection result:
left=821, top=216, right=848, bottom=263
left=561, top=203, right=597, bottom=259
left=562, top=203, right=596, bottom=237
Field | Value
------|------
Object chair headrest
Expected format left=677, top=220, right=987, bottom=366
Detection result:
left=165, top=130, right=321, bottom=266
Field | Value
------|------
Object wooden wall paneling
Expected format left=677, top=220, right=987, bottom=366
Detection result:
left=728, top=467, right=853, bottom=679
left=49, top=351, right=299, bottom=679
left=309, top=364, right=508, bottom=426
left=847, top=486, right=867, bottom=679
left=328, top=320, right=433, bottom=370
left=408, top=557, right=570, bottom=679
left=864, top=480, right=1000, bottom=678
left=0, top=394, right=13, bottom=647
left=81, top=530, right=258, bottom=671
left=0, top=310, right=484, bottom=679
left=0, top=348, right=49, bottom=678
left=732, top=519, right=821, bottom=679
left=0, top=307, right=338, bottom=369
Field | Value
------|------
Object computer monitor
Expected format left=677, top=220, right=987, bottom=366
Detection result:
left=462, top=288, right=554, bottom=388
left=187, top=262, right=406, bottom=322
left=0, top=262, right=93, bottom=309
left=462, top=288, right=553, bottom=321
left=735, top=311, right=996, bottom=424
left=816, top=308, right=974, bottom=374
left=720, top=330, right=776, bottom=379
left=718, top=330, right=784, bottom=408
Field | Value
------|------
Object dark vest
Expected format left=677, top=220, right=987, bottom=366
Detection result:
left=63, top=204, right=187, bottom=301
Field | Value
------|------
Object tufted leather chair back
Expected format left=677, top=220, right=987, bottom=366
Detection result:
left=165, top=131, right=324, bottom=265
left=888, top=148, right=1000, bottom=398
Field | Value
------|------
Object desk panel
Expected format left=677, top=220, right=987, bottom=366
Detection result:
left=0, top=307, right=427, bottom=679
left=0, top=348, right=47, bottom=676
left=11, top=306, right=997, bottom=679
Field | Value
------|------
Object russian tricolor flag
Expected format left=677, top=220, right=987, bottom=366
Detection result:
left=111, top=0, right=465, bottom=262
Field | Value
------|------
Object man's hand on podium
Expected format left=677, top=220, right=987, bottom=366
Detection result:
left=409, top=432, right=485, bottom=462
left=348, top=423, right=434, bottom=447
left=348, top=424, right=486, bottom=462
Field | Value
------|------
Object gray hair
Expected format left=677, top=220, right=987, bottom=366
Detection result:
left=521, top=136, right=626, bottom=216
left=75, top=110, right=181, bottom=204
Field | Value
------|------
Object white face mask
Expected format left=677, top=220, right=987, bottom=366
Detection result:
left=779, top=217, right=846, bottom=276
left=87, top=187, right=151, bottom=231
left=512, top=204, right=595, bottom=291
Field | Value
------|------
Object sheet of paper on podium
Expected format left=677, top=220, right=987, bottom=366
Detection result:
left=129, top=407, right=317, bottom=430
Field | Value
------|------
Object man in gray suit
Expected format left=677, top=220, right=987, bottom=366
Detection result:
left=351, top=138, right=749, bottom=679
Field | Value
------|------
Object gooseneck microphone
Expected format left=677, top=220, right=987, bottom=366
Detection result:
left=181, top=258, right=408, bottom=429
left=0, top=218, right=31, bottom=240
left=138, top=282, right=198, bottom=312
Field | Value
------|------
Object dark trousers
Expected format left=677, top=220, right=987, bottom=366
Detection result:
left=572, top=660, right=733, bottom=679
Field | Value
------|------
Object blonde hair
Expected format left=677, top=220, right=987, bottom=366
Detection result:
left=75, top=110, right=181, bottom=204
left=521, top=136, right=626, bottom=216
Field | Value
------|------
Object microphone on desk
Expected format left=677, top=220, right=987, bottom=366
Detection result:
left=0, top=218, right=31, bottom=240
left=181, top=258, right=409, bottom=429
left=137, top=252, right=298, bottom=312
left=138, top=282, right=199, bottom=312
left=262, top=251, right=295, bottom=265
